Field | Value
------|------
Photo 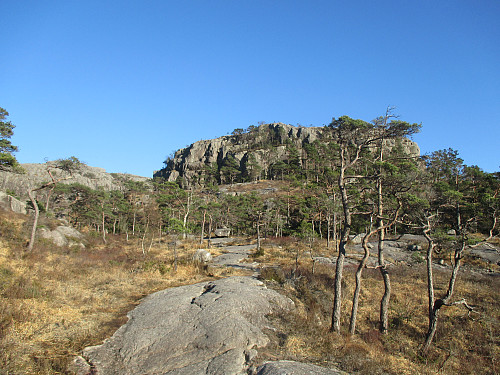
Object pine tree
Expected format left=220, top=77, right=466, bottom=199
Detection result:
left=0, top=107, right=19, bottom=170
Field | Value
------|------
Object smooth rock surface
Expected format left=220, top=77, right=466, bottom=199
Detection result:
left=215, top=228, right=231, bottom=237
left=349, top=233, right=365, bottom=245
left=0, top=191, right=26, bottom=214
left=212, top=244, right=258, bottom=271
left=39, top=225, right=85, bottom=247
left=75, top=276, right=293, bottom=375
left=0, top=162, right=148, bottom=199
left=256, top=360, right=347, bottom=375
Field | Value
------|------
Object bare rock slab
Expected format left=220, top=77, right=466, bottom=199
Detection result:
left=256, top=360, right=347, bottom=375
left=74, top=276, right=293, bottom=375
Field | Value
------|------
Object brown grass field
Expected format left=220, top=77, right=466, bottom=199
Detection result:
left=0, top=210, right=498, bottom=374
left=254, top=237, right=499, bottom=375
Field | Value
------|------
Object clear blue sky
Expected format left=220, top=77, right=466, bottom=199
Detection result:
left=2, top=0, right=499, bottom=177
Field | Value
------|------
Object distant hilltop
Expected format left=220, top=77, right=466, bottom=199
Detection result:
left=154, top=123, right=420, bottom=187
left=0, top=161, right=149, bottom=199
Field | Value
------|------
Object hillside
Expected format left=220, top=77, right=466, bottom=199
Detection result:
left=0, top=116, right=498, bottom=374
left=154, top=122, right=420, bottom=187
left=0, top=161, right=149, bottom=200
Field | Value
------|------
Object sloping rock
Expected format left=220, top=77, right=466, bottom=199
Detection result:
left=469, top=243, right=500, bottom=265
left=73, top=276, right=293, bottom=375
left=39, top=227, right=68, bottom=247
left=0, top=191, right=26, bottom=214
left=0, top=162, right=148, bottom=199
left=398, top=234, right=427, bottom=243
left=349, top=233, right=365, bottom=245
left=39, top=225, right=85, bottom=247
left=54, top=225, right=84, bottom=239
left=256, top=360, right=347, bottom=375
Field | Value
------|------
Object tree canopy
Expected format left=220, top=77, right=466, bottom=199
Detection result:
left=0, top=107, right=19, bottom=170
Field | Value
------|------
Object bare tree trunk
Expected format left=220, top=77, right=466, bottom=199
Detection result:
left=101, top=204, right=107, bottom=244
left=173, top=241, right=178, bottom=272
left=256, top=213, right=262, bottom=253
left=327, top=214, right=331, bottom=248
left=141, top=217, right=150, bottom=255
left=207, top=215, right=212, bottom=249
left=45, top=186, right=54, bottom=211
left=148, top=233, right=155, bottom=253
left=376, top=168, right=391, bottom=333
left=350, top=225, right=376, bottom=334
left=318, top=213, right=323, bottom=239
left=422, top=233, right=466, bottom=353
left=183, top=189, right=192, bottom=240
left=334, top=214, right=339, bottom=252
left=293, top=245, right=300, bottom=279
left=200, top=210, right=206, bottom=245
left=332, top=157, right=351, bottom=332
left=27, top=168, right=73, bottom=250
left=27, top=190, right=40, bottom=252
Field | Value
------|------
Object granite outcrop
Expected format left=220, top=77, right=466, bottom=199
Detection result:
left=0, top=162, right=149, bottom=199
left=72, top=276, right=294, bottom=375
left=154, top=123, right=420, bottom=187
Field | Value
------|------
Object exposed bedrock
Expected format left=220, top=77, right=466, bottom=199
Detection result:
left=73, top=276, right=294, bottom=375
left=154, top=123, right=420, bottom=187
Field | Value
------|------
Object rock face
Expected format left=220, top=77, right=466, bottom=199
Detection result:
left=153, top=123, right=420, bottom=187
left=0, top=191, right=26, bottom=214
left=0, top=162, right=148, bottom=199
left=74, top=276, right=293, bottom=375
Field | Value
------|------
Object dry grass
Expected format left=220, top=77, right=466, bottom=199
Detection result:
left=256, top=237, right=500, bottom=375
left=0, top=211, right=227, bottom=374
left=1, top=211, right=498, bottom=374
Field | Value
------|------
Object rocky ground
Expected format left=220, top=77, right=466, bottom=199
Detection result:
left=71, top=234, right=499, bottom=375
left=71, top=240, right=348, bottom=375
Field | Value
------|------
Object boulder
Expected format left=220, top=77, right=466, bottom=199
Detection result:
left=0, top=191, right=26, bottom=214
left=447, top=229, right=457, bottom=235
left=55, top=225, right=84, bottom=240
left=407, top=244, right=423, bottom=252
left=73, top=276, right=293, bottom=375
left=215, top=228, right=231, bottom=237
left=350, top=233, right=365, bottom=245
left=39, top=227, right=68, bottom=247
left=256, top=360, right=347, bottom=374
left=38, top=225, right=85, bottom=248
left=193, top=249, right=213, bottom=263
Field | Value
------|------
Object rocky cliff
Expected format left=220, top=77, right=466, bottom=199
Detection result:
left=153, top=123, right=420, bottom=187
left=0, top=162, right=149, bottom=199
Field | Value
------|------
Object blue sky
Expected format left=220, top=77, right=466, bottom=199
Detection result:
left=1, top=0, right=499, bottom=177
